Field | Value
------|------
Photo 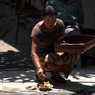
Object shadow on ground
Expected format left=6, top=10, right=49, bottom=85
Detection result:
left=0, top=51, right=35, bottom=71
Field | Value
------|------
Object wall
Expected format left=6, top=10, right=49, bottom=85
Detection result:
left=82, top=0, right=95, bottom=29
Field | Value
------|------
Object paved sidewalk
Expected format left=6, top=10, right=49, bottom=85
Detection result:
left=0, top=1, right=95, bottom=95
left=0, top=69, right=95, bottom=95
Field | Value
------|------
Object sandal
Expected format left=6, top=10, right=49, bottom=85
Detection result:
left=51, top=76, right=66, bottom=82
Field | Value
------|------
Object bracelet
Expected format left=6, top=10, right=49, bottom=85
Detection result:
left=37, top=67, right=42, bottom=70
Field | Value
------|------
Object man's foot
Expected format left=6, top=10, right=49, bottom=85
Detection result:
left=51, top=72, right=66, bottom=82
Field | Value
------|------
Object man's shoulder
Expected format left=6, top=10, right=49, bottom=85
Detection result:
left=56, top=18, right=64, bottom=23
left=33, top=21, right=42, bottom=32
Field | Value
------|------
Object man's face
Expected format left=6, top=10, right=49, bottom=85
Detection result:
left=44, top=14, right=56, bottom=29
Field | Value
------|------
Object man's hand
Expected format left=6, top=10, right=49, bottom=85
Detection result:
left=37, top=68, right=46, bottom=81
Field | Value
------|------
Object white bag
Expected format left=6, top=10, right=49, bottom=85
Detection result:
left=27, top=0, right=44, bottom=10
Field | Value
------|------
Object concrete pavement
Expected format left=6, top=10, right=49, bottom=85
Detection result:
left=0, top=69, right=95, bottom=95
